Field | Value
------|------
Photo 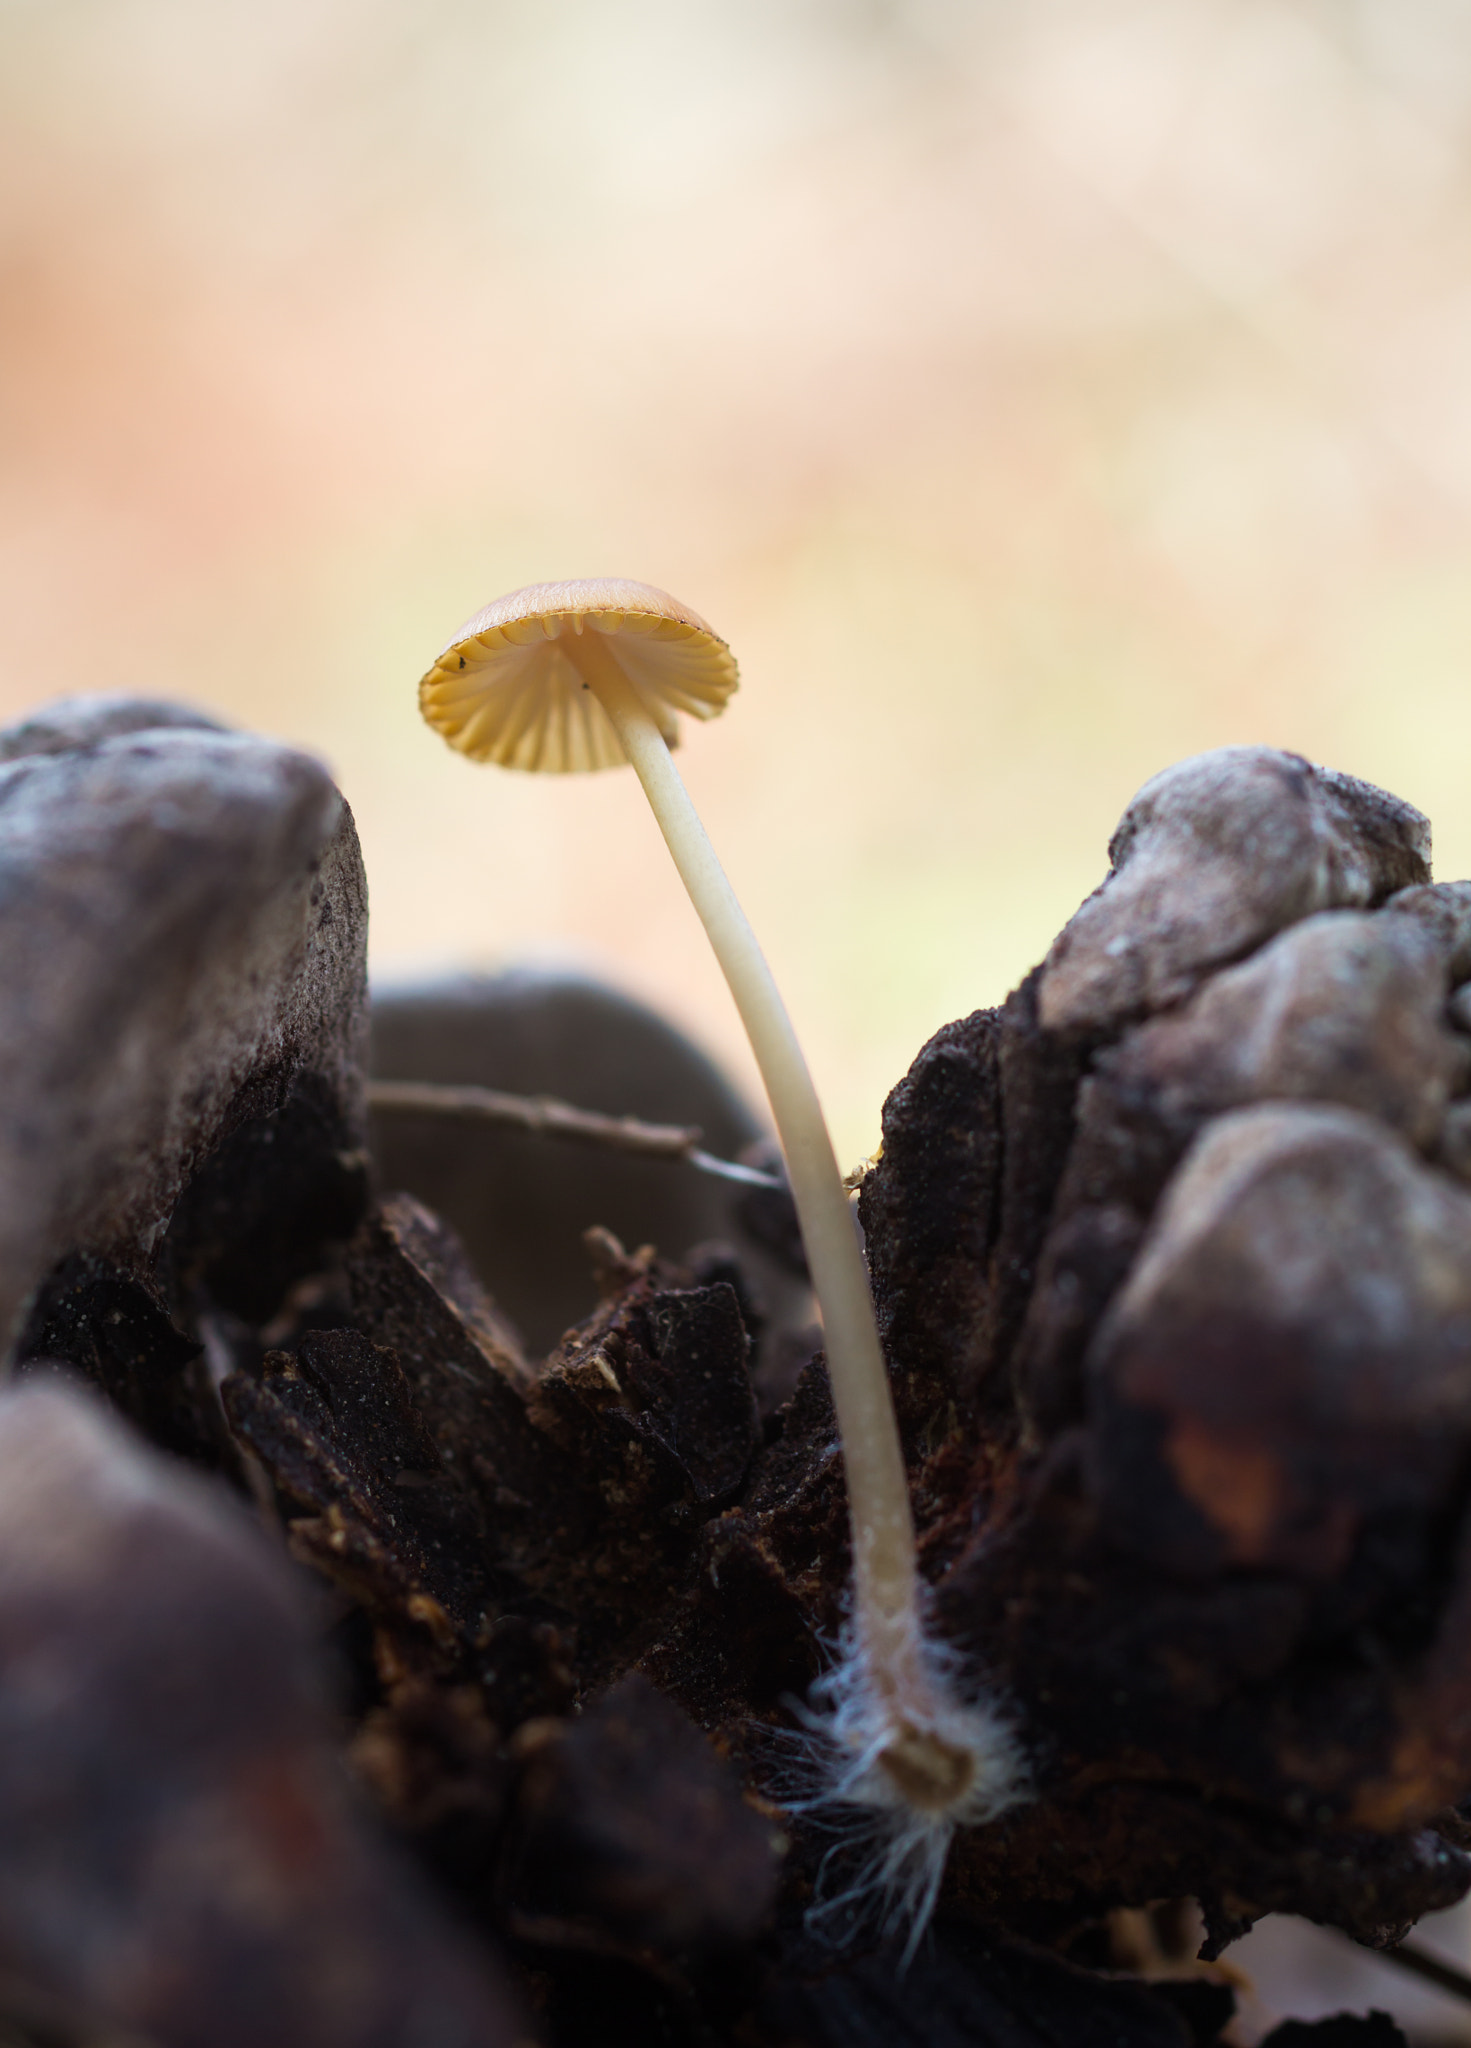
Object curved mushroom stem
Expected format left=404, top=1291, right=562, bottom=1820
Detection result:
left=577, top=628, right=971, bottom=1806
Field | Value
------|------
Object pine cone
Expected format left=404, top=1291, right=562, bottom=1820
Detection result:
left=858, top=745, right=1471, bottom=1952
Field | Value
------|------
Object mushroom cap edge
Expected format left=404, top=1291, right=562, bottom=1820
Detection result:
left=418, top=577, right=739, bottom=775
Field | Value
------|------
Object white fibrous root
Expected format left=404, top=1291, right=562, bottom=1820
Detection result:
left=776, top=1604, right=1032, bottom=1961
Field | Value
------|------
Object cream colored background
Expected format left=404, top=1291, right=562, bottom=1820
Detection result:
left=2, top=0, right=1470, bottom=1161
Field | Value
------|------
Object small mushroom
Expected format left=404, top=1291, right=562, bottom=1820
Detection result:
left=419, top=578, right=1027, bottom=1936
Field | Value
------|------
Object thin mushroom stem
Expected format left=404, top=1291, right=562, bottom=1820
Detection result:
left=576, top=628, right=962, bottom=1793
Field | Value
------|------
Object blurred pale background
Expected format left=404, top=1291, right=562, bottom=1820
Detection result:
left=6, top=5, right=1471, bottom=2034
left=2, top=0, right=1471, bottom=1164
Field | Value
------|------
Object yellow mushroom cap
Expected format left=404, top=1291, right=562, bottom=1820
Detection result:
left=418, top=577, right=740, bottom=774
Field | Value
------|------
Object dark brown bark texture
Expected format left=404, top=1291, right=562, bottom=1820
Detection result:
left=861, top=748, right=1471, bottom=1956
left=0, top=710, right=1462, bottom=2046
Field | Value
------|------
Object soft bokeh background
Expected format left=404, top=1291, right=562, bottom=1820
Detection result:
left=3, top=0, right=1470, bottom=1174
left=5, top=2, right=1471, bottom=2035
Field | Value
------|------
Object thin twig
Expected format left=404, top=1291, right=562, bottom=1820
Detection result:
left=369, top=1077, right=699, bottom=1155
left=1374, top=1937, right=1471, bottom=2009
left=366, top=1078, right=780, bottom=1188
